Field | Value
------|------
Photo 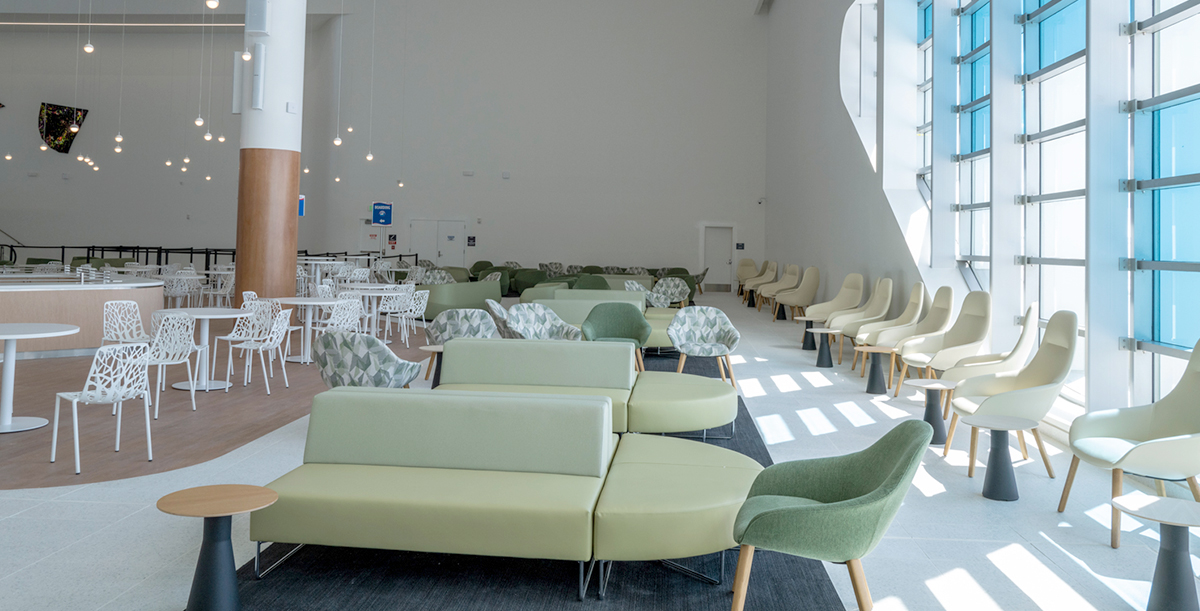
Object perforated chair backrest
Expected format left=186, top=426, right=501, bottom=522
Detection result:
left=325, top=300, right=364, bottom=332
left=103, top=300, right=148, bottom=342
left=78, top=343, right=149, bottom=404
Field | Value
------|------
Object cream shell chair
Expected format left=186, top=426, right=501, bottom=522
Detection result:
left=868, top=286, right=955, bottom=387
left=945, top=310, right=1078, bottom=482
left=755, top=264, right=801, bottom=311
left=1058, top=335, right=1200, bottom=549
left=799, top=273, right=864, bottom=349
left=851, top=282, right=925, bottom=373
left=933, top=302, right=1040, bottom=428
left=894, top=290, right=991, bottom=397
left=826, top=277, right=893, bottom=365
left=736, top=259, right=761, bottom=295
left=772, top=266, right=820, bottom=321
left=741, top=261, right=777, bottom=304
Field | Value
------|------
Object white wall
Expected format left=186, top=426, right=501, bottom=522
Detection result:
left=299, top=0, right=768, bottom=269
left=765, top=0, right=966, bottom=315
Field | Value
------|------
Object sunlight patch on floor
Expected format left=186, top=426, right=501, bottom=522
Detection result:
left=926, top=567, right=1005, bottom=611
left=987, top=543, right=1098, bottom=611
left=872, top=399, right=911, bottom=420
left=771, top=374, right=802, bottom=393
left=755, top=414, right=796, bottom=445
left=739, top=378, right=767, bottom=398
left=796, top=408, right=838, bottom=436
left=1085, top=504, right=1143, bottom=532
left=729, top=355, right=747, bottom=365
left=801, top=371, right=833, bottom=388
left=912, top=464, right=947, bottom=497
left=834, top=401, right=876, bottom=427
left=1037, top=531, right=1150, bottom=610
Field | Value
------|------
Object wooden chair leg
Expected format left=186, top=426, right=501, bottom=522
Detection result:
left=1031, top=428, right=1054, bottom=478
left=731, top=545, right=755, bottom=610
left=887, top=353, right=896, bottom=388
left=837, top=334, right=845, bottom=365
left=894, top=364, right=908, bottom=397
left=943, top=413, right=959, bottom=457
left=424, top=353, right=436, bottom=380
left=718, top=355, right=728, bottom=381
left=942, top=390, right=953, bottom=420
left=725, top=355, right=738, bottom=390
left=1058, top=455, right=1080, bottom=512
left=851, top=349, right=859, bottom=371
left=1156, top=479, right=1168, bottom=496
left=1016, top=430, right=1030, bottom=460
left=968, top=427, right=979, bottom=478
left=1112, top=468, right=1124, bottom=549
left=846, top=559, right=873, bottom=611
left=1188, top=476, right=1200, bottom=501
left=676, top=353, right=688, bottom=373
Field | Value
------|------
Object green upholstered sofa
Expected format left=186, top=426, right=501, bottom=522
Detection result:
left=250, top=387, right=760, bottom=599
left=469, top=260, right=494, bottom=279
left=437, top=338, right=737, bottom=434
left=476, top=267, right=511, bottom=295
left=420, top=280, right=502, bottom=320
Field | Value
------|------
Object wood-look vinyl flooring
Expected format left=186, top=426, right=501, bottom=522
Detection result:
left=0, top=319, right=432, bottom=490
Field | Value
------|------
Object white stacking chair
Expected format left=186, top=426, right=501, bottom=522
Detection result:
left=144, top=313, right=202, bottom=417
left=320, top=300, right=365, bottom=334
left=392, top=290, right=430, bottom=346
left=895, top=290, right=991, bottom=396
left=214, top=301, right=274, bottom=387
left=101, top=300, right=153, bottom=344
left=51, top=343, right=152, bottom=474
left=231, top=310, right=293, bottom=395
left=378, top=285, right=417, bottom=339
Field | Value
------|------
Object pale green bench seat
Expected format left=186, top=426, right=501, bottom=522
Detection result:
left=627, top=371, right=738, bottom=433
left=554, top=289, right=646, bottom=313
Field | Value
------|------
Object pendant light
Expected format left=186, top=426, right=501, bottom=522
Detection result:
left=83, top=0, right=94, bottom=52
left=115, top=0, right=127, bottom=149
left=333, top=0, right=346, bottom=146
left=365, top=0, right=378, bottom=163
left=194, top=10, right=206, bottom=128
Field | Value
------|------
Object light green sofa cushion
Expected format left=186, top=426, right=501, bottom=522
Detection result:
left=250, top=462, right=604, bottom=561
left=306, top=387, right=613, bottom=478
left=420, top=280, right=503, bottom=320
left=645, top=318, right=674, bottom=348
left=440, top=338, right=635, bottom=390
left=554, top=289, right=646, bottom=313
left=626, top=371, right=737, bottom=433
left=594, top=434, right=762, bottom=561
left=520, top=283, right=568, bottom=303
left=532, top=299, right=613, bottom=326
left=644, top=307, right=678, bottom=320
left=436, top=383, right=631, bottom=432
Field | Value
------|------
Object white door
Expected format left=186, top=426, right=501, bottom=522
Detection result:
left=702, top=226, right=733, bottom=291
left=358, top=220, right=383, bottom=254
left=436, top=221, right=467, bottom=267
left=409, top=220, right=437, bottom=263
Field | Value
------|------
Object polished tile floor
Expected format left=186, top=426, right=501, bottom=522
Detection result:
left=0, top=291, right=1185, bottom=610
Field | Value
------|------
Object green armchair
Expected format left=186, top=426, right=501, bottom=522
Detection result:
left=731, top=420, right=933, bottom=611
left=581, top=265, right=604, bottom=274
left=573, top=274, right=610, bottom=290
left=469, top=260, right=494, bottom=279
left=581, top=302, right=651, bottom=370
left=477, top=267, right=511, bottom=295
left=512, top=269, right=549, bottom=294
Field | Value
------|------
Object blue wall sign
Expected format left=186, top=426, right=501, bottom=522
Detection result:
left=372, top=202, right=393, bottom=226
left=298, top=195, right=305, bottom=217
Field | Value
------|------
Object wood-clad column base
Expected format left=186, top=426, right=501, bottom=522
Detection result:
left=236, top=148, right=301, bottom=303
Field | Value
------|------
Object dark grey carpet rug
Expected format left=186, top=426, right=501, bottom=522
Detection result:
left=236, top=351, right=845, bottom=610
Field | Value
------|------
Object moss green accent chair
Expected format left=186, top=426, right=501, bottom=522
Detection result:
left=512, top=269, right=549, bottom=294
left=573, top=274, right=610, bottom=290
left=582, top=303, right=652, bottom=370
left=581, top=265, right=604, bottom=274
left=469, top=260, right=494, bottom=278
left=730, top=420, right=933, bottom=611
left=520, top=283, right=568, bottom=303
left=419, top=281, right=503, bottom=320
left=443, top=266, right=471, bottom=283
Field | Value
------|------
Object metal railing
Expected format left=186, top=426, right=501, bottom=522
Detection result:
left=0, top=245, right=418, bottom=271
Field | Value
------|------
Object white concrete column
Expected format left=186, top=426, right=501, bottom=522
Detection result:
left=988, top=0, right=1024, bottom=350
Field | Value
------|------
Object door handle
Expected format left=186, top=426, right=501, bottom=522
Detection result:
left=728, top=259, right=732, bottom=265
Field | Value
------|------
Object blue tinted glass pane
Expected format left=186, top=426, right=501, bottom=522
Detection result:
left=1039, top=0, right=1085, bottom=68
left=1155, top=271, right=1200, bottom=346
left=1154, top=100, right=1200, bottom=179
left=972, top=4, right=990, bottom=49
left=921, top=4, right=933, bottom=40
left=971, top=55, right=991, bottom=100
left=972, top=106, right=991, bottom=151
left=1154, top=185, right=1200, bottom=262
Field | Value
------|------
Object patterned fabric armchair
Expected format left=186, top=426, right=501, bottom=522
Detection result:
left=425, top=309, right=498, bottom=345
left=546, top=262, right=566, bottom=277
left=404, top=266, right=426, bottom=285
left=625, top=267, right=648, bottom=276
left=624, top=280, right=648, bottom=292
left=566, top=265, right=584, bottom=275
left=504, top=303, right=582, bottom=341
left=417, top=259, right=437, bottom=269
left=538, top=263, right=550, bottom=272
left=481, top=272, right=502, bottom=283
left=667, top=306, right=741, bottom=386
left=649, top=277, right=689, bottom=308
left=485, top=299, right=522, bottom=339
left=313, top=330, right=421, bottom=389
left=603, top=266, right=624, bottom=274
left=504, top=261, right=522, bottom=269
left=423, top=269, right=457, bottom=285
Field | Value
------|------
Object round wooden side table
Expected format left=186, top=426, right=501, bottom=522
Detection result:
left=158, top=485, right=278, bottom=611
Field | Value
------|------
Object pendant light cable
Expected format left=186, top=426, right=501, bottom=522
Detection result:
left=73, top=0, right=81, bottom=124
left=367, top=0, right=377, bottom=157
left=116, top=0, right=126, bottom=140
left=334, top=0, right=345, bottom=143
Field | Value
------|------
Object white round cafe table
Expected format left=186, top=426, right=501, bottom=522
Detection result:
left=158, top=308, right=249, bottom=391
left=274, top=297, right=339, bottom=364
left=0, top=323, right=80, bottom=433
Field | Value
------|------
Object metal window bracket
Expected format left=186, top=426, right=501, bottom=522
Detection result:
left=1120, top=22, right=1137, bottom=35
left=1119, top=257, right=1137, bottom=271
left=1119, top=100, right=1138, bottom=113
left=1118, top=337, right=1136, bottom=351
left=1015, top=255, right=1030, bottom=266
left=1014, top=315, right=1025, bottom=326
left=1119, top=179, right=1136, bottom=193
left=1015, top=134, right=1028, bottom=144
left=1016, top=195, right=1031, bottom=205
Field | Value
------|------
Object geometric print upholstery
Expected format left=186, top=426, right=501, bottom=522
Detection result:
left=313, top=330, right=421, bottom=389
left=504, top=303, right=582, bottom=341
left=425, top=309, right=498, bottom=345
left=423, top=269, right=456, bottom=285
left=667, top=306, right=740, bottom=357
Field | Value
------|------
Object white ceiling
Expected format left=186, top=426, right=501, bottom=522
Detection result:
left=1, top=0, right=346, bottom=17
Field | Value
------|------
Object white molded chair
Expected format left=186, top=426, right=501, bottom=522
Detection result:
left=803, top=273, right=865, bottom=323
left=773, top=266, right=820, bottom=321
left=51, top=343, right=152, bottom=474
left=741, top=261, right=777, bottom=303
left=144, top=313, right=202, bottom=417
left=756, top=264, right=801, bottom=311
left=852, top=282, right=925, bottom=372
left=378, top=285, right=417, bottom=339
left=1058, top=335, right=1200, bottom=548
left=827, top=277, right=893, bottom=364
left=895, top=290, right=991, bottom=396
left=231, top=309, right=292, bottom=395
left=102, top=300, right=152, bottom=344
left=389, top=290, right=429, bottom=347
left=321, top=300, right=365, bottom=334
left=214, top=301, right=274, bottom=385
left=945, top=310, right=1078, bottom=481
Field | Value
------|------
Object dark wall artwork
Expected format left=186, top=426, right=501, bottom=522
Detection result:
left=39, top=103, right=87, bottom=153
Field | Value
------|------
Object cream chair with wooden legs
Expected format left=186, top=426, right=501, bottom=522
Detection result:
left=772, top=266, right=819, bottom=321
left=741, top=261, right=777, bottom=304
left=851, top=283, right=925, bottom=374
left=894, top=291, right=991, bottom=397
left=755, top=264, right=800, bottom=312
left=736, top=259, right=762, bottom=296
left=867, top=287, right=955, bottom=389
left=944, top=311, right=1077, bottom=483
left=933, top=303, right=1040, bottom=435
left=826, top=277, right=893, bottom=365
left=1058, top=336, right=1200, bottom=549
left=795, top=273, right=864, bottom=349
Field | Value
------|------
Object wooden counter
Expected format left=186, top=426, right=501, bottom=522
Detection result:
left=0, top=277, right=164, bottom=353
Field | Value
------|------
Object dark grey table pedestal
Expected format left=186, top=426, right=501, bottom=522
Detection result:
left=815, top=336, right=833, bottom=368
left=1149, top=523, right=1200, bottom=611
left=922, top=389, right=947, bottom=444
left=865, top=353, right=887, bottom=395
left=981, top=429, right=1019, bottom=501
left=745, top=290, right=756, bottom=308
left=801, top=321, right=816, bottom=350
left=187, top=516, right=240, bottom=611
